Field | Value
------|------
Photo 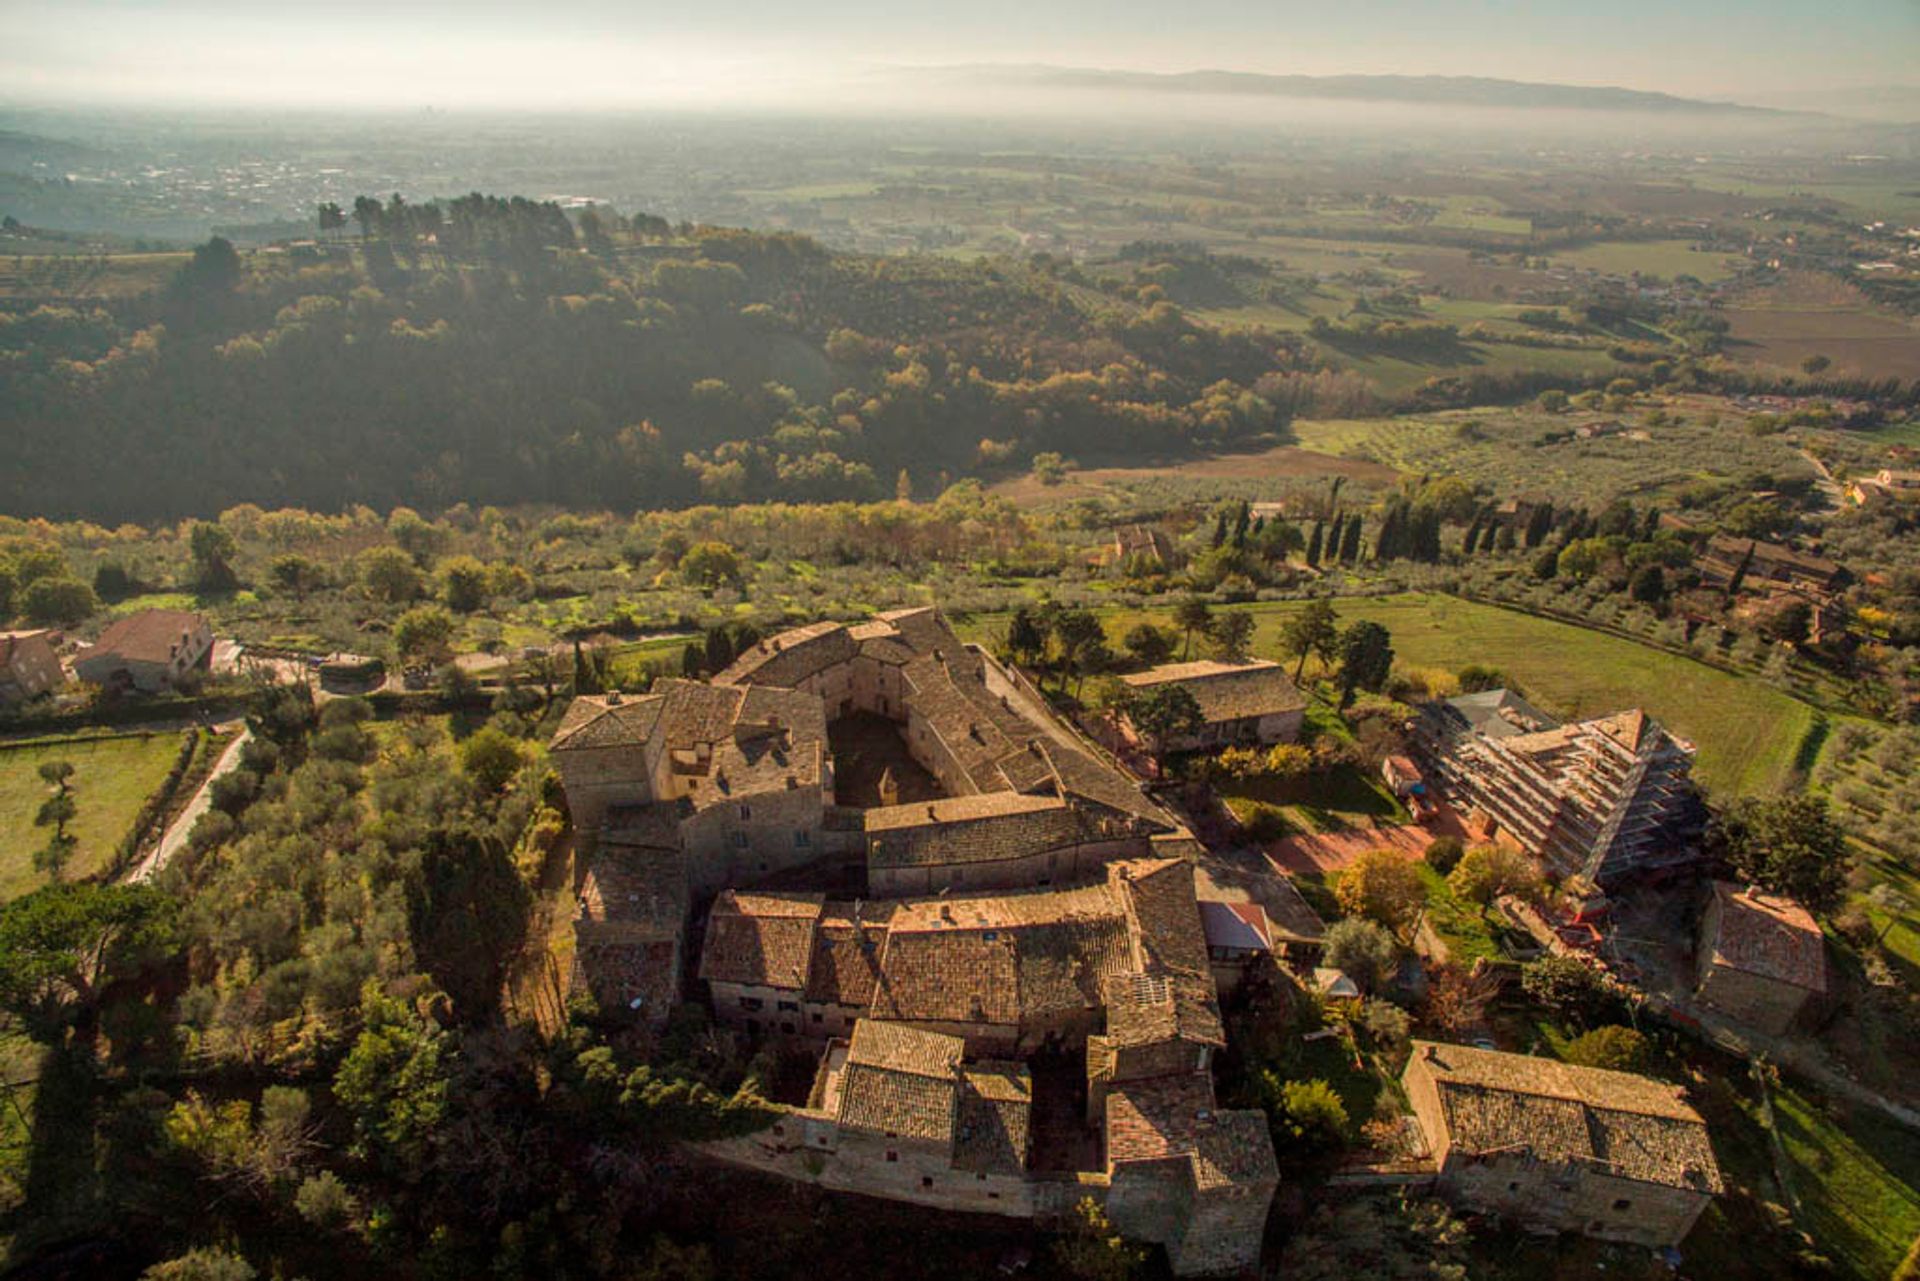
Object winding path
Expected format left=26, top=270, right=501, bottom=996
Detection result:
left=127, top=725, right=251, bottom=884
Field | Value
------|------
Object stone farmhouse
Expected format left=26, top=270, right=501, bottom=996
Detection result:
left=74, top=609, right=212, bottom=694
left=1695, top=881, right=1827, bottom=1035
left=1107, top=524, right=1176, bottom=570
left=1402, top=1041, right=1722, bottom=1248
left=549, top=607, right=1279, bottom=1274
left=1119, top=658, right=1305, bottom=755
left=1694, top=534, right=1847, bottom=596
left=1412, top=689, right=1702, bottom=885
left=0, top=629, right=64, bottom=706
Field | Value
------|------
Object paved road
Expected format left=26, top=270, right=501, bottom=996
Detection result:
left=128, top=725, right=251, bottom=884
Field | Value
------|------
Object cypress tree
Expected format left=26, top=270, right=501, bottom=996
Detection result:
left=1341, top=513, right=1365, bottom=563
left=1305, top=521, right=1324, bottom=567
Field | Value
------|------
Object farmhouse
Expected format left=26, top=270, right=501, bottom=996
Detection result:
left=1402, top=1040, right=1722, bottom=1248
left=1694, top=534, right=1847, bottom=595
left=1412, top=689, right=1701, bottom=883
left=1848, top=468, right=1920, bottom=506
left=73, top=609, right=212, bottom=694
left=1695, top=881, right=1827, bottom=1035
left=1119, top=658, right=1305, bottom=754
left=1108, top=524, right=1175, bottom=570
left=0, top=629, right=64, bottom=705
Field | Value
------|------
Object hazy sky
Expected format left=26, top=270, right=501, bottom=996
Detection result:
left=3, top=0, right=1916, bottom=108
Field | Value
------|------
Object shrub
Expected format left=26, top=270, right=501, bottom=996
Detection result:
left=1562, top=1025, right=1651, bottom=1073
left=1358, top=998, right=1410, bottom=1053
left=1322, top=917, right=1397, bottom=993
left=1423, top=836, right=1465, bottom=875
left=294, top=1169, right=360, bottom=1231
left=1268, top=1077, right=1350, bottom=1156
left=1241, top=804, right=1290, bottom=842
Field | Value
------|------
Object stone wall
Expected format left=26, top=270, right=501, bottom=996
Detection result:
left=869, top=835, right=1151, bottom=898
left=1437, top=1150, right=1710, bottom=1248
left=679, top=784, right=828, bottom=896
left=1695, top=962, right=1808, bottom=1036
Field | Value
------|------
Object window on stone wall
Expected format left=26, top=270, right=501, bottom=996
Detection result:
left=731, top=832, right=748, bottom=849
left=921, top=1177, right=933, bottom=1189
left=1612, top=1199, right=1631, bottom=1211
left=740, top=997, right=764, bottom=1012
left=795, top=829, right=811, bottom=847
left=886, top=1150, right=898, bottom=1162
left=778, top=999, right=799, bottom=1012
left=739, top=805, right=752, bottom=820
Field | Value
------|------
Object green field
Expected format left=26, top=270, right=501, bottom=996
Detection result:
left=1548, top=239, right=1743, bottom=283
left=963, top=593, right=1818, bottom=798
left=1771, top=1082, right=1920, bottom=1281
left=0, top=732, right=185, bottom=900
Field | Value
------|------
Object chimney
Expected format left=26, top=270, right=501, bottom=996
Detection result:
left=927, top=804, right=938, bottom=820
left=1424, top=1044, right=1440, bottom=1064
left=607, top=688, right=622, bottom=705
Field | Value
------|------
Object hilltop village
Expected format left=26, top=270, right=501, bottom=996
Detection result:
left=546, top=605, right=1740, bottom=1272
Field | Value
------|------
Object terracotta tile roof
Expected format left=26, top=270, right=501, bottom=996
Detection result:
left=697, top=890, right=826, bottom=990
left=805, top=903, right=894, bottom=1006
left=865, top=793, right=1131, bottom=870
left=1703, top=882, right=1827, bottom=993
left=952, top=1063, right=1033, bottom=1176
left=88, top=609, right=206, bottom=665
left=1411, top=1041, right=1723, bottom=1194
left=872, top=881, right=1133, bottom=1028
left=1105, top=1075, right=1278, bottom=1190
left=551, top=680, right=828, bottom=799
left=577, top=844, right=687, bottom=940
left=551, top=692, right=665, bottom=750
left=834, top=1020, right=965, bottom=1143
left=714, top=620, right=858, bottom=688
left=1120, top=658, right=1305, bottom=723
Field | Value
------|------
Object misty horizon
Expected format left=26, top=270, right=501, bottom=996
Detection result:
left=4, top=0, right=1917, bottom=114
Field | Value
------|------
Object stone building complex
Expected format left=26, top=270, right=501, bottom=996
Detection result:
left=549, top=608, right=1278, bottom=1275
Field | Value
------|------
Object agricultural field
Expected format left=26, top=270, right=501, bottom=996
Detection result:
left=0, top=730, right=187, bottom=901
left=1721, top=271, right=1920, bottom=382
left=1545, top=239, right=1744, bottom=283
left=985, top=438, right=1397, bottom=507
left=1291, top=396, right=1818, bottom=504
left=1813, top=722, right=1920, bottom=972
left=0, top=250, right=189, bottom=299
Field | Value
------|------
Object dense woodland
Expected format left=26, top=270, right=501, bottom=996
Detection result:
left=1, top=199, right=1328, bottom=522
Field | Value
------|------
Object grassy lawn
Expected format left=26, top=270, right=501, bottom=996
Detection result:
left=1216, top=761, right=1407, bottom=834
left=0, top=732, right=186, bottom=901
left=1770, top=1082, right=1920, bottom=1281
left=1413, top=863, right=1505, bottom=965
left=967, top=593, right=1817, bottom=798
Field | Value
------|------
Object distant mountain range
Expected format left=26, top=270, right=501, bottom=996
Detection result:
left=908, top=65, right=1780, bottom=115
